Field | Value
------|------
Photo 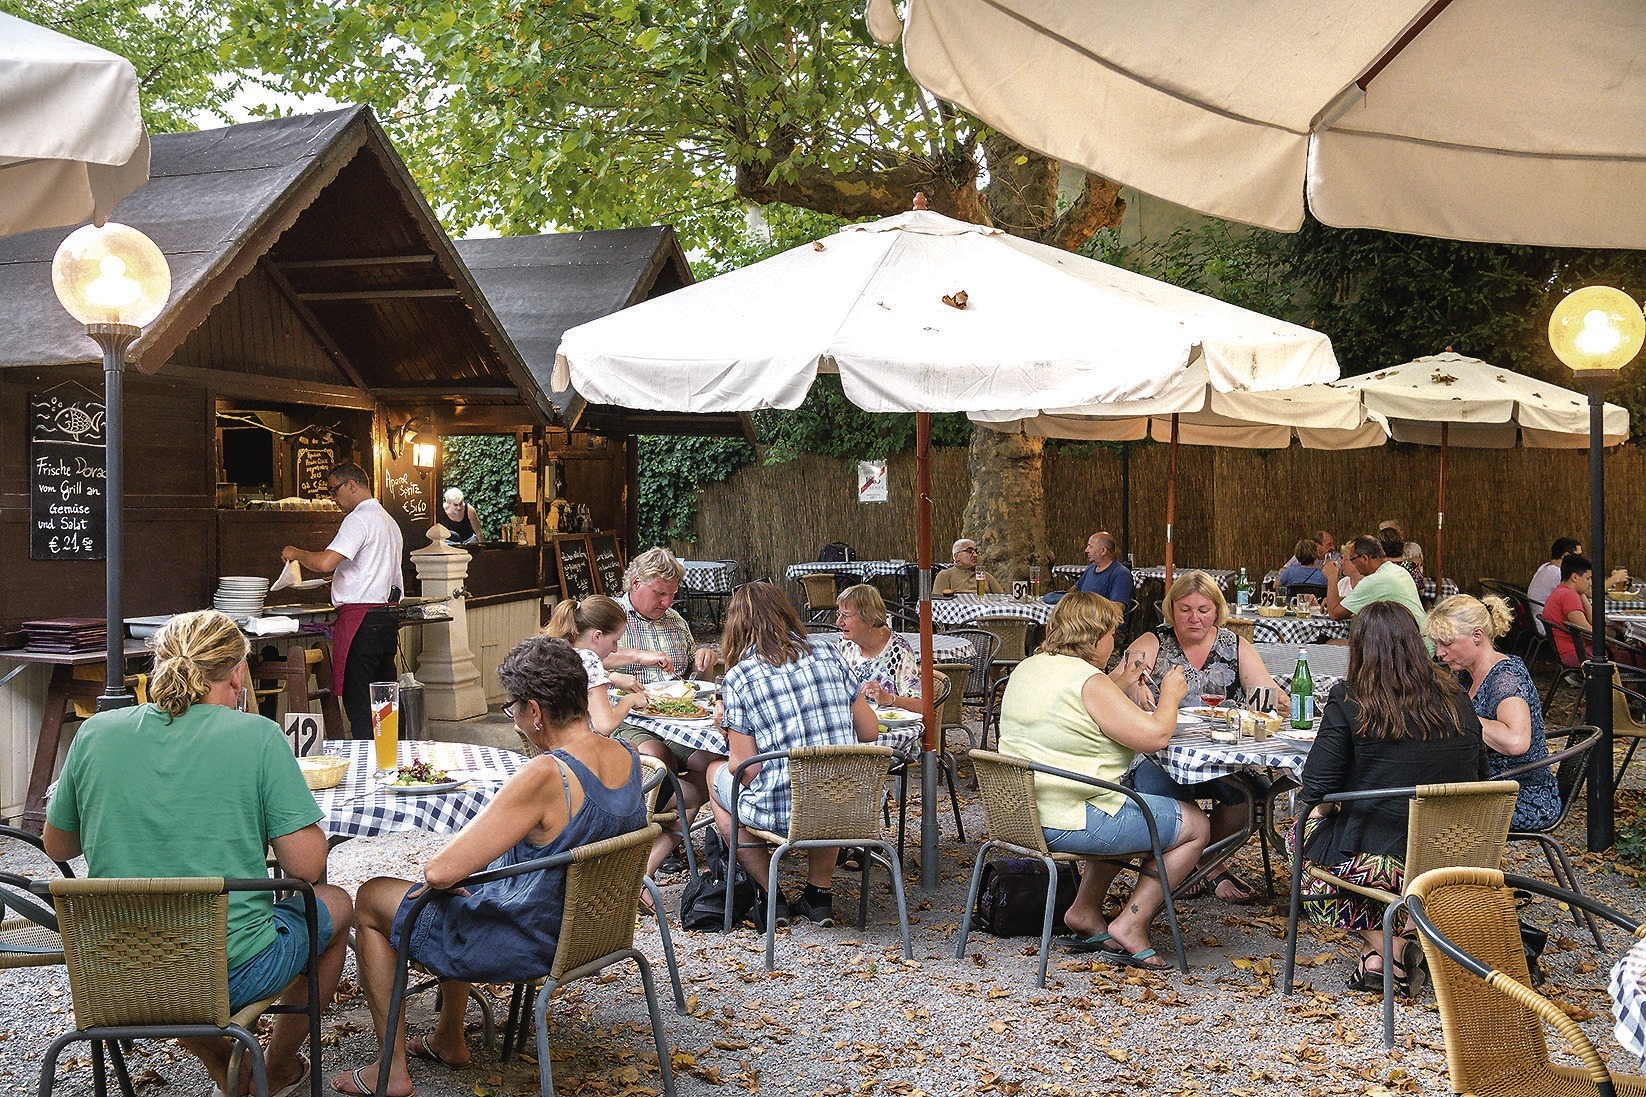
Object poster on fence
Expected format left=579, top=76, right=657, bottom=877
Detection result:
left=857, top=460, right=888, bottom=503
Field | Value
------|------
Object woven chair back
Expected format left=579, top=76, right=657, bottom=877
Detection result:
left=786, top=744, right=894, bottom=842
left=1222, top=617, right=1257, bottom=645
left=50, top=877, right=230, bottom=1028
left=551, top=824, right=660, bottom=981
left=1404, top=781, right=1520, bottom=884
left=800, top=573, right=839, bottom=612
left=941, top=628, right=999, bottom=700
left=975, top=616, right=1032, bottom=663
left=638, top=755, right=668, bottom=814
left=1547, top=729, right=1597, bottom=822
left=1614, top=671, right=1646, bottom=737
left=969, top=750, right=1049, bottom=853
left=932, top=663, right=969, bottom=728
left=1405, top=867, right=1551, bottom=1091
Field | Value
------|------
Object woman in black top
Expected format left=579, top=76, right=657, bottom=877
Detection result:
left=1299, top=602, right=1489, bottom=994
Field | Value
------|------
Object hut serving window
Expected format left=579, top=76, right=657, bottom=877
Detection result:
left=214, top=401, right=366, bottom=509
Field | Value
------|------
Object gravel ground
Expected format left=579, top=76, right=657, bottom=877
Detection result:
left=8, top=719, right=1646, bottom=1097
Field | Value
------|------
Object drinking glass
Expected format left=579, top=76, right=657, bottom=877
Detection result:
left=1198, top=683, right=1226, bottom=711
left=370, top=681, right=400, bottom=774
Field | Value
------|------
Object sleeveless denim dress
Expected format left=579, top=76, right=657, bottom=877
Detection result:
left=391, top=744, right=646, bottom=983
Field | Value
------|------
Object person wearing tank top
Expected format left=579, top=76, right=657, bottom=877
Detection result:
left=332, top=637, right=645, bottom=1097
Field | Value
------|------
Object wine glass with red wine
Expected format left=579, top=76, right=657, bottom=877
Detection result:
left=1198, top=682, right=1226, bottom=712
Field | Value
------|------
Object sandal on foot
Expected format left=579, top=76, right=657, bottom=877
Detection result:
left=1395, top=937, right=1428, bottom=999
left=407, top=1033, right=465, bottom=1069
left=1055, top=931, right=1112, bottom=953
left=331, top=1068, right=408, bottom=1097
left=1183, top=870, right=1258, bottom=904
left=1347, top=950, right=1383, bottom=992
left=1097, top=942, right=1173, bottom=971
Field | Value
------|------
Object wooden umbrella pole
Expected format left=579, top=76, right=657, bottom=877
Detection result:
left=915, top=412, right=938, bottom=890
left=1163, top=414, right=1179, bottom=590
left=1435, top=423, right=1447, bottom=594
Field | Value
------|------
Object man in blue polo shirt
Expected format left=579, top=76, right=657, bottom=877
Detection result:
left=1046, top=531, right=1134, bottom=608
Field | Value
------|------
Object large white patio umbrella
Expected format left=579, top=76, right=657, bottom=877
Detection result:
left=974, top=363, right=1387, bottom=587
left=1335, top=351, right=1630, bottom=589
left=556, top=205, right=1339, bottom=887
left=0, top=13, right=149, bottom=236
left=881, top=0, right=1646, bottom=248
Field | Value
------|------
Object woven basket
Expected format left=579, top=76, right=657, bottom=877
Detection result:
left=297, top=755, right=348, bottom=790
left=1255, top=605, right=1287, bottom=618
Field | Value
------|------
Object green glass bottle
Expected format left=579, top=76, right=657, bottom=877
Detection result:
left=1290, top=648, right=1314, bottom=730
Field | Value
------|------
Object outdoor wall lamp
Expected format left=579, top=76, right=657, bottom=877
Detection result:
left=51, top=221, right=171, bottom=711
left=388, top=414, right=433, bottom=460
left=1548, top=285, right=1646, bottom=851
left=411, top=441, right=438, bottom=469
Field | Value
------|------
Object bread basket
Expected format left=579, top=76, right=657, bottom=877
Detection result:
left=1255, top=604, right=1287, bottom=618
left=1612, top=589, right=1640, bottom=602
left=297, top=754, right=349, bottom=790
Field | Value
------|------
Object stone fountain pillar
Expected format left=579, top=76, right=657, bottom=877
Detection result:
left=409, top=524, right=488, bottom=721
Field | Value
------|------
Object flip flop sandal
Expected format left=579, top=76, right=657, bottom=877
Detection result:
left=218, top=1054, right=310, bottom=1097
left=1212, top=871, right=1261, bottom=905
left=1347, top=950, right=1383, bottom=992
left=407, top=1033, right=465, bottom=1069
left=1054, top=931, right=1113, bottom=952
left=1097, top=942, right=1173, bottom=971
left=330, top=1068, right=380, bottom=1097
left=1396, top=937, right=1429, bottom=999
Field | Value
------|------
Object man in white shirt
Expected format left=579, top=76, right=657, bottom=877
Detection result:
left=1528, top=537, right=1626, bottom=636
left=283, top=463, right=405, bottom=738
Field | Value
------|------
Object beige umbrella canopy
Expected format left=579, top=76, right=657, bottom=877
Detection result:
left=880, top=0, right=1646, bottom=248
left=0, top=13, right=149, bottom=236
left=1334, top=351, right=1631, bottom=587
left=974, top=362, right=1387, bottom=586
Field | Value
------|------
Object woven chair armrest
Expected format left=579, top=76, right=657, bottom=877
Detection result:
left=0, top=871, right=59, bottom=930
left=1406, top=893, right=1616, bottom=1088
left=0, top=824, right=73, bottom=877
left=1498, top=872, right=1646, bottom=937
left=1304, top=864, right=1397, bottom=905
left=1497, top=727, right=1598, bottom=780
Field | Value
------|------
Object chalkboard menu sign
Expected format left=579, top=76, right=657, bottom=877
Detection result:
left=30, top=392, right=106, bottom=561
left=590, top=531, right=624, bottom=596
left=294, top=440, right=336, bottom=499
left=554, top=536, right=596, bottom=602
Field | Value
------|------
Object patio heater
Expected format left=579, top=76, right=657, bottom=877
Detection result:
left=51, top=222, right=171, bottom=710
left=1548, top=286, right=1645, bottom=851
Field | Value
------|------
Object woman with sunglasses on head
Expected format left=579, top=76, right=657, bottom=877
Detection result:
left=334, top=635, right=644, bottom=1096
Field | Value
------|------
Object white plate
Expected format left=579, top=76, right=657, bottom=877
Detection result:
left=287, top=578, right=328, bottom=591
left=1278, top=728, right=1319, bottom=746
left=383, top=779, right=463, bottom=794
left=876, top=709, right=920, bottom=728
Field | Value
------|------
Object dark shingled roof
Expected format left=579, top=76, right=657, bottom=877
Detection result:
left=0, top=106, right=549, bottom=420
left=457, top=231, right=753, bottom=439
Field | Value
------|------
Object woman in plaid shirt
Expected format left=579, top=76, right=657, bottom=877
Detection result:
left=706, top=582, right=881, bottom=927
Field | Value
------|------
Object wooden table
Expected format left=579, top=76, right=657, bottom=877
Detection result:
left=0, top=641, right=152, bottom=832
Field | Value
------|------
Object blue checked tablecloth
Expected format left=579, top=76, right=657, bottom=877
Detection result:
left=1255, top=642, right=1347, bottom=700
left=1155, top=717, right=1313, bottom=786
left=1134, top=566, right=1237, bottom=589
left=1614, top=612, right=1646, bottom=644
left=678, top=559, right=736, bottom=594
left=785, top=560, right=911, bottom=580
left=314, top=740, right=526, bottom=840
left=895, top=631, right=976, bottom=662
left=930, top=594, right=1052, bottom=628
left=627, top=710, right=924, bottom=760
left=1611, top=936, right=1646, bottom=1070
left=1234, top=607, right=1350, bottom=645
left=1607, top=593, right=1646, bottom=616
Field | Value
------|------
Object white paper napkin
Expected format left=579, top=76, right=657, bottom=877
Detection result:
left=270, top=560, right=302, bottom=592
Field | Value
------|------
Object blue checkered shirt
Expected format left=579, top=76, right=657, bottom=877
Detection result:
left=721, top=636, right=861, bottom=833
left=611, top=595, right=696, bottom=685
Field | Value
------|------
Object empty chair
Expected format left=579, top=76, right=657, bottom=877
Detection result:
left=798, top=573, right=841, bottom=623
left=1497, top=726, right=1604, bottom=946
left=1284, top=583, right=1328, bottom=602
left=974, top=615, right=1032, bottom=679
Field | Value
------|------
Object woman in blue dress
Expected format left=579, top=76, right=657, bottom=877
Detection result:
left=333, top=635, right=645, bottom=1096
left=1427, top=594, right=1560, bottom=830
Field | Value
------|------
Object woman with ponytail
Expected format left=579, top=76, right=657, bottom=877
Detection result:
left=543, top=595, right=648, bottom=735
left=44, top=610, right=353, bottom=1097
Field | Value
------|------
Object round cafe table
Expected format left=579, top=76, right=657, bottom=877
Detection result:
left=929, top=593, right=1051, bottom=628
left=1234, top=606, right=1349, bottom=645
left=312, top=740, right=526, bottom=840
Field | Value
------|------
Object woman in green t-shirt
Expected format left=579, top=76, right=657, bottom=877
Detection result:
left=996, top=592, right=1209, bottom=971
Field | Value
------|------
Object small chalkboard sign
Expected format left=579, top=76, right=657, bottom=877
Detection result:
left=30, top=392, right=106, bottom=561
left=295, top=444, right=334, bottom=499
left=554, top=536, right=597, bottom=602
left=590, top=531, right=624, bottom=596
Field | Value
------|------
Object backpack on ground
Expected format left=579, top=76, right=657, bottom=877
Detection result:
left=971, top=856, right=1081, bottom=937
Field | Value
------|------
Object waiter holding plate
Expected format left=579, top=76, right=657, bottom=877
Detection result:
left=282, top=463, right=404, bottom=739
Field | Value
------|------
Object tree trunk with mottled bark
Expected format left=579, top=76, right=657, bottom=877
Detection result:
left=962, top=428, right=1046, bottom=582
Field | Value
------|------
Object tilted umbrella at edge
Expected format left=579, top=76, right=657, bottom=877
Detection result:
left=555, top=205, right=1338, bottom=887
left=1335, top=352, right=1629, bottom=593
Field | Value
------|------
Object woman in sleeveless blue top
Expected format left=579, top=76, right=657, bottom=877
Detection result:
left=334, top=637, right=646, bottom=1097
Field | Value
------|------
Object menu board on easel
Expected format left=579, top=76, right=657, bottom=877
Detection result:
left=554, top=536, right=596, bottom=602
left=30, top=392, right=106, bottom=561
left=589, top=531, right=624, bottom=596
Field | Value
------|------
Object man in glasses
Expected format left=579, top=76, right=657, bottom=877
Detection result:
left=282, top=463, right=404, bottom=738
left=1322, top=534, right=1430, bottom=650
left=934, top=538, right=1002, bottom=596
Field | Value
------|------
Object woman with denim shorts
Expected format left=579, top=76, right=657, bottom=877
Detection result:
left=997, top=592, right=1210, bottom=971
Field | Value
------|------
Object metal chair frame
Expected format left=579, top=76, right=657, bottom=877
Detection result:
left=40, top=876, right=323, bottom=1097
left=1496, top=726, right=1605, bottom=946
left=374, top=824, right=675, bottom=1097
left=724, top=744, right=912, bottom=969
left=1281, top=779, right=1520, bottom=1049
left=888, top=672, right=964, bottom=858
left=1406, top=867, right=1646, bottom=1097
left=956, top=750, right=1188, bottom=986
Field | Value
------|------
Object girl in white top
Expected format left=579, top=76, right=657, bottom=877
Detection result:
left=544, top=596, right=648, bottom=734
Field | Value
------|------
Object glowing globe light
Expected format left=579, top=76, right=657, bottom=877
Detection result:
left=1549, top=286, right=1645, bottom=374
left=51, top=222, right=170, bottom=328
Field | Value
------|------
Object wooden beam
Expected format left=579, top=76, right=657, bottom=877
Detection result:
left=272, top=254, right=437, bottom=270
left=372, top=385, right=519, bottom=399
left=161, top=364, right=375, bottom=410
left=296, top=288, right=460, bottom=301
left=256, top=258, right=371, bottom=391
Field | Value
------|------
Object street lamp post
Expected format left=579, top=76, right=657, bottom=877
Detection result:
left=50, top=223, right=170, bottom=711
left=1548, top=286, right=1646, bottom=852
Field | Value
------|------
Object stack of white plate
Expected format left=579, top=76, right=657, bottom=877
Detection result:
left=213, top=576, right=270, bottom=619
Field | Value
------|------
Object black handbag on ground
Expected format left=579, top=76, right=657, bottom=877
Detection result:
left=679, top=827, right=757, bottom=931
left=971, top=857, right=1081, bottom=937
left=1514, top=889, right=1549, bottom=986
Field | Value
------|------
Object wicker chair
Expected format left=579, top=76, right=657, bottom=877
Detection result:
left=1281, top=779, right=1521, bottom=1049
left=957, top=750, right=1187, bottom=986
left=0, top=824, right=72, bottom=971
left=1542, top=619, right=1589, bottom=714
left=1480, top=579, right=1546, bottom=667
left=1613, top=680, right=1646, bottom=786
left=974, top=615, right=1033, bottom=679
left=1406, top=867, right=1646, bottom=1097
left=888, top=671, right=965, bottom=859
left=376, top=824, right=674, bottom=1097
left=939, top=627, right=1001, bottom=732
left=723, top=744, right=911, bottom=969
left=799, top=573, right=842, bottom=623
left=1497, top=726, right=1605, bottom=947
left=41, top=876, right=324, bottom=1097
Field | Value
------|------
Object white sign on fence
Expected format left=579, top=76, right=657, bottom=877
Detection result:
left=857, top=460, right=888, bottom=504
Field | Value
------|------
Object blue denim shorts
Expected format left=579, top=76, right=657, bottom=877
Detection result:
left=227, top=894, right=333, bottom=1011
left=1042, top=792, right=1183, bottom=856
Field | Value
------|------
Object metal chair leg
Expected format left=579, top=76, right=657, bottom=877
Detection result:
left=870, top=843, right=913, bottom=961
left=628, top=952, right=678, bottom=1097
left=643, top=875, right=687, bottom=1010
left=954, top=841, right=997, bottom=961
